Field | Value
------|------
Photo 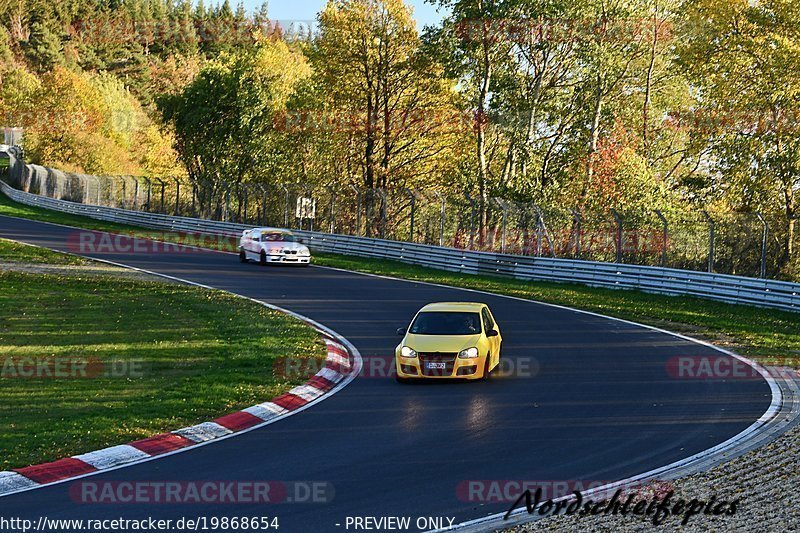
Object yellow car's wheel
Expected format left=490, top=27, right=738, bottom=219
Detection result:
left=481, top=353, right=492, bottom=381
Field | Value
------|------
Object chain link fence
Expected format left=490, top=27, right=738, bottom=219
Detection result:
left=3, top=156, right=797, bottom=281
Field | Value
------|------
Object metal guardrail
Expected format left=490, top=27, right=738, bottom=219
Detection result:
left=2, top=180, right=799, bottom=313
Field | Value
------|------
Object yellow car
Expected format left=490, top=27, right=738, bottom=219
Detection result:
left=395, top=302, right=502, bottom=382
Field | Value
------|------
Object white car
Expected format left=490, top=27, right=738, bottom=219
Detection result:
left=239, top=228, right=312, bottom=266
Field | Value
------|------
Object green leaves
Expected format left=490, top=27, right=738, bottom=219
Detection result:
left=159, top=39, right=311, bottom=208
left=679, top=0, right=800, bottom=272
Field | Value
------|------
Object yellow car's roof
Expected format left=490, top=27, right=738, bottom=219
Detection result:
left=420, top=302, right=486, bottom=312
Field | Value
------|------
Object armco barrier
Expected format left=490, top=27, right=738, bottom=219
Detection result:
left=1, top=180, right=799, bottom=312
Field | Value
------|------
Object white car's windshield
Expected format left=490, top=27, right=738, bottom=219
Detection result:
left=262, top=233, right=297, bottom=242
left=409, top=312, right=482, bottom=336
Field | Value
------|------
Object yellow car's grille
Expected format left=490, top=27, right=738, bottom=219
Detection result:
left=418, top=352, right=457, bottom=377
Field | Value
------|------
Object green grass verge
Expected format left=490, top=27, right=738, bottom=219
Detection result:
left=0, top=237, right=89, bottom=265
left=0, top=240, right=326, bottom=470
left=2, top=190, right=798, bottom=364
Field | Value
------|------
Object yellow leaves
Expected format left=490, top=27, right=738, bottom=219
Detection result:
left=244, top=40, right=312, bottom=112
left=14, top=65, right=178, bottom=176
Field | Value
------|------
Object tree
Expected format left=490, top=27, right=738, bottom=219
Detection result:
left=678, top=0, right=800, bottom=271
left=159, top=39, right=311, bottom=215
left=426, top=0, right=515, bottom=228
left=314, top=0, right=465, bottom=192
left=23, top=21, right=63, bottom=72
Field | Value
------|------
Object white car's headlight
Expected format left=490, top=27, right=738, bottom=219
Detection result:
left=401, top=346, right=417, bottom=358
left=458, top=347, right=479, bottom=359
left=299, top=247, right=310, bottom=256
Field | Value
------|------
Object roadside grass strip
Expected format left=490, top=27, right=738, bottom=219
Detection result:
left=0, top=339, right=353, bottom=495
left=0, top=237, right=355, bottom=494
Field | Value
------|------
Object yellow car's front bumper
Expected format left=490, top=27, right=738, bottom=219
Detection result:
left=395, top=355, right=488, bottom=380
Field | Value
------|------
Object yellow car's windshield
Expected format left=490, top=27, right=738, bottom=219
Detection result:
left=409, top=312, right=482, bottom=335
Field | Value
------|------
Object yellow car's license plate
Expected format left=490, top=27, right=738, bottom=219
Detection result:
left=426, top=362, right=446, bottom=369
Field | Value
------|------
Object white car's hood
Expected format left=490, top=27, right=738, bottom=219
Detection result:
left=263, top=242, right=309, bottom=253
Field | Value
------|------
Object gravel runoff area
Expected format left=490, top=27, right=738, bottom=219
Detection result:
left=0, top=261, right=181, bottom=282
left=504, top=388, right=800, bottom=531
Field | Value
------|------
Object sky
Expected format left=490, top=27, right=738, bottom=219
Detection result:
left=246, top=0, right=448, bottom=29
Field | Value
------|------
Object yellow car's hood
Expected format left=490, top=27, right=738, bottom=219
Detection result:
left=404, top=333, right=481, bottom=354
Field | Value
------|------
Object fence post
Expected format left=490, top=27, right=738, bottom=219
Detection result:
left=701, top=210, right=715, bottom=273
left=96, top=176, right=103, bottom=205
left=402, top=188, right=416, bottom=242
left=611, top=209, right=623, bottom=263
left=173, top=178, right=181, bottom=216
left=242, top=184, right=250, bottom=223
left=465, top=194, right=477, bottom=250
left=492, top=198, right=509, bottom=254
left=154, top=178, right=166, bottom=213
left=364, top=188, right=374, bottom=237
left=82, top=176, right=92, bottom=205
left=222, top=181, right=231, bottom=222
left=258, top=184, right=268, bottom=225
left=143, top=177, right=151, bottom=211
left=303, top=186, right=314, bottom=231
left=133, top=178, right=140, bottom=210
left=533, top=205, right=557, bottom=258
left=654, top=210, right=668, bottom=267
left=756, top=212, right=769, bottom=279
left=349, top=184, right=361, bottom=236
left=570, top=209, right=582, bottom=257
left=106, top=176, right=114, bottom=206
left=327, top=185, right=337, bottom=234
left=280, top=185, right=290, bottom=228
left=433, top=192, right=446, bottom=247
left=119, top=177, right=126, bottom=208
left=376, top=188, right=387, bottom=239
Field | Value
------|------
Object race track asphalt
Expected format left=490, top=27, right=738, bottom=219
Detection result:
left=0, top=215, right=773, bottom=531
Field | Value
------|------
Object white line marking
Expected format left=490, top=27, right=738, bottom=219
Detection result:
left=288, top=384, right=326, bottom=402
left=73, top=445, right=151, bottom=470
left=172, top=422, right=233, bottom=443
left=242, top=403, right=289, bottom=421
left=316, top=367, right=344, bottom=383
left=0, top=472, right=38, bottom=493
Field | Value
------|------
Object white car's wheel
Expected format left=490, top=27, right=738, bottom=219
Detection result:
left=239, top=249, right=247, bottom=263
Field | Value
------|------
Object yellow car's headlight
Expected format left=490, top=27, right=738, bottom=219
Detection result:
left=458, top=347, right=479, bottom=359
left=401, top=346, right=417, bottom=358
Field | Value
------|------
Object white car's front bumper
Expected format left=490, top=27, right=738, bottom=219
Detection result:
left=266, top=253, right=311, bottom=264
